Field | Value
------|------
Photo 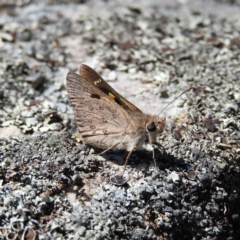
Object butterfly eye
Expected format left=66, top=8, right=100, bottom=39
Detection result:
left=147, top=122, right=156, bottom=132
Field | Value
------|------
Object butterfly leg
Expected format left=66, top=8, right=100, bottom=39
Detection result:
left=123, top=151, right=128, bottom=160
left=121, top=149, right=134, bottom=177
left=153, top=142, right=166, bottom=155
left=152, top=147, right=157, bottom=170
left=98, top=142, right=120, bottom=155
left=151, top=142, right=167, bottom=171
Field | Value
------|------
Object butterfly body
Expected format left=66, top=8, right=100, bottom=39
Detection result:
left=67, top=64, right=165, bottom=169
left=67, top=65, right=195, bottom=183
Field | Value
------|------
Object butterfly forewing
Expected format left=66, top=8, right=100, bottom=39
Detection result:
left=80, top=64, right=143, bottom=114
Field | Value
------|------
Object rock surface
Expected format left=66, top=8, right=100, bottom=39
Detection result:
left=0, top=0, right=240, bottom=239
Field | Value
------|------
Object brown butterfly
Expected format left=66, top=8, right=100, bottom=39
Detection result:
left=66, top=64, right=193, bottom=184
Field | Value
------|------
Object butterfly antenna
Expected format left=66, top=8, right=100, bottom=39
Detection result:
left=157, top=86, right=195, bottom=117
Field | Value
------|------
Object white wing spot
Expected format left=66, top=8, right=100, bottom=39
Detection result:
left=94, top=79, right=102, bottom=85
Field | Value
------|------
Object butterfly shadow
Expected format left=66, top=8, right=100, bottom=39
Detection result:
left=98, top=147, right=188, bottom=175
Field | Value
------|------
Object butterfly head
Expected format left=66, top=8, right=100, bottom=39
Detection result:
left=145, top=117, right=165, bottom=144
left=147, top=118, right=165, bottom=133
